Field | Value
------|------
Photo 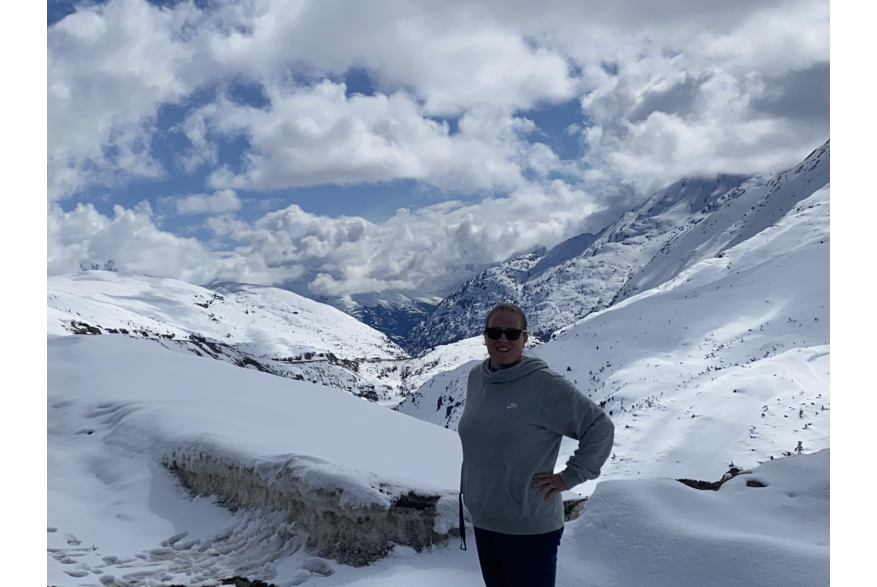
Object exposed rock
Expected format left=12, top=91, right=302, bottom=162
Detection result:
left=164, top=454, right=454, bottom=567
left=563, top=496, right=587, bottom=522
left=218, top=577, right=277, bottom=587
left=677, top=466, right=744, bottom=491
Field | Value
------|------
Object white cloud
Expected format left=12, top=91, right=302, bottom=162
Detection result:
left=204, top=1, right=579, bottom=115
left=569, top=0, right=830, bottom=191
left=47, top=0, right=213, bottom=199
left=48, top=180, right=605, bottom=297
left=183, top=81, right=552, bottom=193
left=235, top=181, right=603, bottom=297
left=172, top=189, right=242, bottom=215
left=47, top=0, right=829, bottom=298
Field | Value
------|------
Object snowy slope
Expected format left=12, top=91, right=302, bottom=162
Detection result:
left=398, top=184, right=830, bottom=486
left=617, top=140, right=830, bottom=301
left=48, top=333, right=464, bottom=585
left=48, top=273, right=403, bottom=357
left=47, top=273, right=485, bottom=402
left=406, top=140, right=829, bottom=353
left=402, top=250, right=546, bottom=352
left=316, top=451, right=829, bottom=587
left=556, top=449, right=829, bottom=587
left=404, top=174, right=751, bottom=352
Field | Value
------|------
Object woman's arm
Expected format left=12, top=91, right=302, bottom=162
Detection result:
left=539, top=374, right=615, bottom=491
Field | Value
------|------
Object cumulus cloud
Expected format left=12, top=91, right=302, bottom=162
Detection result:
left=570, top=0, right=829, bottom=191
left=180, top=81, right=555, bottom=193
left=171, top=189, right=242, bottom=215
left=47, top=0, right=830, bottom=298
left=48, top=180, right=605, bottom=297
left=47, top=0, right=214, bottom=199
left=238, top=179, right=602, bottom=296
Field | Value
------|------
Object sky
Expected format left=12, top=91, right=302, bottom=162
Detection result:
left=46, top=0, right=830, bottom=300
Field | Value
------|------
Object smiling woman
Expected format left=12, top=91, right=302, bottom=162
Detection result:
left=457, top=302, right=615, bottom=587
left=483, top=303, right=530, bottom=369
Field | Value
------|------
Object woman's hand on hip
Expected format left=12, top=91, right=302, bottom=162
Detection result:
left=531, top=472, right=567, bottom=500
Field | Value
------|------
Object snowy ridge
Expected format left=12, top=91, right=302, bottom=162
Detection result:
left=398, top=184, right=830, bottom=485
left=48, top=273, right=485, bottom=403
left=404, top=174, right=750, bottom=351
left=616, top=140, right=830, bottom=301
left=405, top=140, right=829, bottom=352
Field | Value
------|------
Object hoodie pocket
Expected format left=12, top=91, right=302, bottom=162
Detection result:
left=507, top=469, right=530, bottom=507
left=464, top=465, right=521, bottom=520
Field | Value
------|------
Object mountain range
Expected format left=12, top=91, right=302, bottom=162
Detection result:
left=397, top=174, right=830, bottom=481
left=396, top=140, right=829, bottom=353
left=48, top=273, right=471, bottom=404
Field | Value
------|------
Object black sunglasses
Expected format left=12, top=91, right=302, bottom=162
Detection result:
left=483, top=327, right=527, bottom=341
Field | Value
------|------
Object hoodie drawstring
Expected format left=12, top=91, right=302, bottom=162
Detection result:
left=458, top=493, right=467, bottom=550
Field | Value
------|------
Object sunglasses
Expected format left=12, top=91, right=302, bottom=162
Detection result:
left=483, top=327, right=527, bottom=341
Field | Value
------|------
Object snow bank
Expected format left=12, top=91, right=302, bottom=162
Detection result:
left=558, top=450, right=829, bottom=587
left=48, top=334, right=464, bottom=567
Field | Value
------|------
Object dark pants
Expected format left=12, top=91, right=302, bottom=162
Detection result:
left=473, top=526, right=564, bottom=587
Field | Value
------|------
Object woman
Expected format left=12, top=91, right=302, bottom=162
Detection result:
left=458, top=303, right=615, bottom=587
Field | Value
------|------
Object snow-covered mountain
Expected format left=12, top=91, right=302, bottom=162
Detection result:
left=615, top=141, right=830, bottom=302
left=398, top=181, right=830, bottom=483
left=48, top=273, right=483, bottom=403
left=321, top=291, right=438, bottom=347
left=404, top=141, right=829, bottom=353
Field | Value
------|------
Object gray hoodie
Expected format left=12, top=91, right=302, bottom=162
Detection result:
left=458, top=356, right=615, bottom=535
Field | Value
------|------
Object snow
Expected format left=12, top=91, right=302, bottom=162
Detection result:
left=616, top=141, right=829, bottom=302
left=46, top=331, right=830, bottom=586
left=48, top=273, right=400, bottom=356
left=47, top=272, right=486, bottom=403
left=399, top=184, right=830, bottom=490
left=48, top=334, right=462, bottom=499
left=557, top=450, right=829, bottom=587
left=48, top=332, right=466, bottom=584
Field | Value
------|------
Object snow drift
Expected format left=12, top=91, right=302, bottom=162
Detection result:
left=48, top=333, right=464, bottom=568
left=558, top=449, right=830, bottom=587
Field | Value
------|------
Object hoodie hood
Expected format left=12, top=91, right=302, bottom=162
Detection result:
left=479, top=356, right=550, bottom=384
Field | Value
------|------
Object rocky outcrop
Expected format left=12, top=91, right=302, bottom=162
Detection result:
left=163, top=453, right=455, bottom=567
left=677, top=466, right=744, bottom=491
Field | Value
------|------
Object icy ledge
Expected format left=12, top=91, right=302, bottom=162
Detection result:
left=162, top=448, right=458, bottom=566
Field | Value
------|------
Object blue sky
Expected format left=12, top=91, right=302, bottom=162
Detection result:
left=47, top=0, right=829, bottom=299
